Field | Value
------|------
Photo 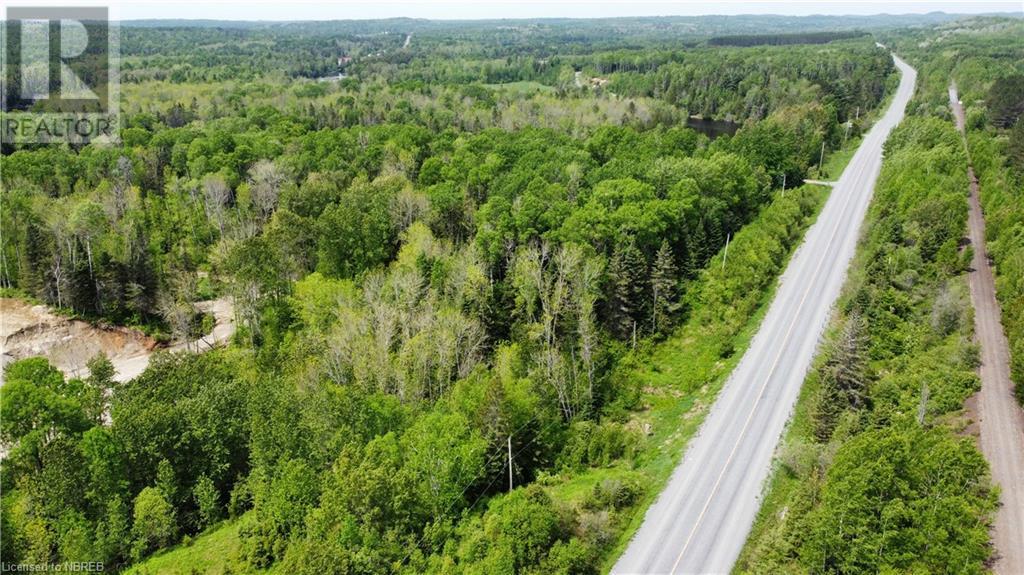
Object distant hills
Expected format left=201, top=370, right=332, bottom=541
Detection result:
left=118, top=12, right=1020, bottom=34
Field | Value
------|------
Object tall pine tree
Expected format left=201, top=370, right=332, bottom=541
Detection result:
left=690, top=222, right=709, bottom=271
left=650, top=240, right=680, bottom=336
left=1008, top=117, right=1024, bottom=175
left=812, top=313, right=869, bottom=441
left=607, top=236, right=647, bottom=340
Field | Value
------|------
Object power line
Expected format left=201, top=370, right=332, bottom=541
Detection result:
left=508, top=435, right=513, bottom=491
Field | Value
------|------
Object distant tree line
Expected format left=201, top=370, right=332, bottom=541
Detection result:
left=707, top=30, right=867, bottom=47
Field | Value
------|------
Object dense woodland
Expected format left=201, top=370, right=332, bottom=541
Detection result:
left=1, top=13, right=1020, bottom=575
left=112, top=14, right=953, bottom=83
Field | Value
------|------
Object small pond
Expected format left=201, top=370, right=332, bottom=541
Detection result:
left=686, top=116, right=741, bottom=139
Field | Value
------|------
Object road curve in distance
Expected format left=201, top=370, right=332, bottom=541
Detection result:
left=611, top=53, right=917, bottom=575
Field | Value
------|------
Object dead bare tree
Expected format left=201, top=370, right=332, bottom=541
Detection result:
left=513, top=243, right=601, bottom=420
left=248, top=160, right=285, bottom=221
left=202, top=175, right=231, bottom=235
left=391, top=185, right=429, bottom=233
left=158, top=293, right=195, bottom=349
left=571, top=247, right=604, bottom=409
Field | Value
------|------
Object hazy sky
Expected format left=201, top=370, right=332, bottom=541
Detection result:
left=8, top=0, right=1024, bottom=21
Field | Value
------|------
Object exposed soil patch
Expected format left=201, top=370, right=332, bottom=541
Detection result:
left=1, top=297, right=234, bottom=383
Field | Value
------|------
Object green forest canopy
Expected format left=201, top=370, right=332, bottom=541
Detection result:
left=3, top=13, right=1019, bottom=575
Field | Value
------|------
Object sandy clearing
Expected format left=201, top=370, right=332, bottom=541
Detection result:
left=1, top=297, right=235, bottom=384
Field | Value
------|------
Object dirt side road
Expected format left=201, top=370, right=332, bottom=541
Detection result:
left=1, top=297, right=235, bottom=384
left=951, top=82, right=1024, bottom=575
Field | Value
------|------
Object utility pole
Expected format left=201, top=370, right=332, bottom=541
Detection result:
left=818, top=141, right=826, bottom=176
left=781, top=173, right=786, bottom=198
left=508, top=436, right=513, bottom=491
left=722, top=233, right=731, bottom=271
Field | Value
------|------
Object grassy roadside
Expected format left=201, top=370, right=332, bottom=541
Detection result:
left=595, top=271, right=789, bottom=570
left=815, top=136, right=861, bottom=180
left=530, top=180, right=828, bottom=573
left=124, top=515, right=281, bottom=575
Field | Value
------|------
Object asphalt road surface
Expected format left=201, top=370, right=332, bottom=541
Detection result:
left=611, top=53, right=917, bottom=575
left=950, top=82, right=1024, bottom=575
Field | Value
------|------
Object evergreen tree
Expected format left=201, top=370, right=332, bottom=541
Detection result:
left=987, top=74, right=1024, bottom=128
left=606, top=237, right=647, bottom=340
left=705, top=216, right=724, bottom=257
left=812, top=370, right=844, bottom=442
left=812, top=313, right=868, bottom=441
left=690, top=222, right=709, bottom=270
left=830, top=313, right=869, bottom=408
left=1009, top=117, right=1024, bottom=175
left=123, top=222, right=159, bottom=323
left=650, top=240, right=680, bottom=335
left=677, top=234, right=695, bottom=280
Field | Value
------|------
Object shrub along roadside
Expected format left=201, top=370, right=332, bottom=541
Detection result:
left=737, top=116, right=996, bottom=574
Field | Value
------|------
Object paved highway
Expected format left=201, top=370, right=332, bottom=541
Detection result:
left=612, top=53, right=917, bottom=575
